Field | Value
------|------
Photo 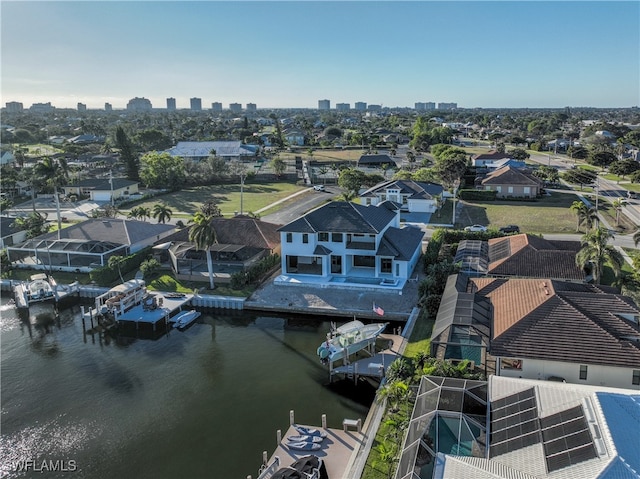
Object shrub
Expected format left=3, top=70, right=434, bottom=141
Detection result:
left=458, top=189, right=497, bottom=201
left=89, top=247, right=152, bottom=285
left=140, top=258, right=161, bottom=279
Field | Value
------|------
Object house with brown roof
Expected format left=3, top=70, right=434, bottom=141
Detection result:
left=432, top=274, right=640, bottom=390
left=480, top=166, right=543, bottom=198
left=455, top=234, right=584, bottom=280
left=470, top=150, right=513, bottom=167
left=159, top=216, right=281, bottom=283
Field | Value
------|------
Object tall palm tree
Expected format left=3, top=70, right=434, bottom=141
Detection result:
left=611, top=198, right=624, bottom=226
left=152, top=203, right=173, bottom=224
left=34, top=157, right=69, bottom=239
left=570, top=200, right=587, bottom=231
left=188, top=211, right=217, bottom=289
left=575, top=227, right=623, bottom=284
left=139, top=206, right=151, bottom=222
left=579, top=206, right=598, bottom=231
left=108, top=255, right=126, bottom=284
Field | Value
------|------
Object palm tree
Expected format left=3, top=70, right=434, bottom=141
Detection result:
left=575, top=227, right=624, bottom=284
left=317, top=166, right=329, bottom=185
left=189, top=211, right=217, bottom=290
left=570, top=200, right=587, bottom=231
left=34, top=157, right=69, bottom=239
left=139, top=206, right=151, bottom=222
left=339, top=191, right=356, bottom=202
left=152, top=203, right=173, bottom=224
left=108, top=255, right=126, bottom=284
left=579, top=206, right=598, bottom=231
left=611, top=198, right=624, bottom=226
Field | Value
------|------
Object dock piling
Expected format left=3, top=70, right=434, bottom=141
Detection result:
left=322, top=414, right=327, bottom=429
left=276, top=429, right=282, bottom=444
left=289, top=410, right=294, bottom=425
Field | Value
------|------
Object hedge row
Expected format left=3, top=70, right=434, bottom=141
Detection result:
left=230, top=254, right=280, bottom=289
left=458, top=189, right=498, bottom=201
left=89, top=247, right=152, bottom=285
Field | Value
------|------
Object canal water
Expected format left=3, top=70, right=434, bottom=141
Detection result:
left=0, top=296, right=376, bottom=478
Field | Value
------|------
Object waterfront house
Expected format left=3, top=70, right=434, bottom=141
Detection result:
left=431, top=274, right=640, bottom=390
left=454, top=234, right=584, bottom=280
left=0, top=216, right=27, bottom=248
left=277, top=200, right=424, bottom=288
left=359, top=179, right=444, bottom=213
left=6, top=219, right=175, bottom=273
left=480, top=165, right=543, bottom=198
left=159, top=215, right=281, bottom=283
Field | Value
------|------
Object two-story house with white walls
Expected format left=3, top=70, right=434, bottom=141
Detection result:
left=360, top=179, right=444, bottom=213
left=276, top=201, right=424, bottom=289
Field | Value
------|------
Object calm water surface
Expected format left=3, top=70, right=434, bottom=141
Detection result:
left=0, top=296, right=374, bottom=478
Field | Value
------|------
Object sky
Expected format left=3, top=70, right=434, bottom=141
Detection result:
left=1, top=1, right=639, bottom=110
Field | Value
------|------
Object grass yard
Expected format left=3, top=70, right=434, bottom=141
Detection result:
left=456, top=191, right=579, bottom=234
left=123, top=181, right=307, bottom=217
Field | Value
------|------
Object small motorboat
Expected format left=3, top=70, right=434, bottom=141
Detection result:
left=316, top=320, right=387, bottom=363
left=287, top=435, right=324, bottom=444
left=293, top=425, right=327, bottom=438
left=172, top=309, right=201, bottom=330
left=287, top=441, right=321, bottom=451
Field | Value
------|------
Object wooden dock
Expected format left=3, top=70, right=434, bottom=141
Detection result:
left=329, top=333, right=402, bottom=382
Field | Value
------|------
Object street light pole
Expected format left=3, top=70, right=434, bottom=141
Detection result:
left=240, top=172, right=246, bottom=215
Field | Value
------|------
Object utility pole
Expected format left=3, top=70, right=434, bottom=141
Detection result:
left=109, top=170, right=114, bottom=206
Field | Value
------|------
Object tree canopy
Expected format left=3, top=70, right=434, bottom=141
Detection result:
left=139, top=152, right=186, bottom=190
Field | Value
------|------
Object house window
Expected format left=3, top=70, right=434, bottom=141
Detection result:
left=381, top=258, right=392, bottom=273
left=286, top=233, right=292, bottom=243
left=508, top=186, right=513, bottom=193
left=302, top=234, right=308, bottom=244
left=501, top=358, right=523, bottom=370
left=523, top=186, right=531, bottom=195
left=496, top=186, right=502, bottom=193
left=579, top=365, right=588, bottom=380
left=353, top=255, right=375, bottom=268
left=318, top=232, right=329, bottom=242
left=332, top=233, right=343, bottom=242
left=633, top=370, right=640, bottom=385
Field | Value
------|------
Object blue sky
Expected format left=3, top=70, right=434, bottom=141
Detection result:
left=2, top=1, right=639, bottom=109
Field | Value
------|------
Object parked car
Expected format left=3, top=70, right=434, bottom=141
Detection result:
left=499, top=225, right=520, bottom=234
left=313, top=185, right=325, bottom=191
left=628, top=191, right=637, bottom=199
left=464, top=224, right=488, bottom=232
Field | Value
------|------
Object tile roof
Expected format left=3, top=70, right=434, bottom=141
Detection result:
left=37, top=219, right=174, bottom=246
left=487, top=234, right=584, bottom=280
left=469, top=278, right=640, bottom=368
left=278, top=201, right=396, bottom=234
left=481, top=166, right=543, bottom=186
left=162, top=216, right=281, bottom=250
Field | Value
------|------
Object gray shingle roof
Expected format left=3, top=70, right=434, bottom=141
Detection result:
left=278, top=201, right=396, bottom=234
left=71, top=178, right=138, bottom=190
left=360, top=179, right=444, bottom=199
left=376, top=226, right=424, bottom=261
left=37, top=219, right=174, bottom=246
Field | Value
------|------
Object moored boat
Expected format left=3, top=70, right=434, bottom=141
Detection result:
left=316, top=320, right=387, bottom=364
left=13, top=273, right=57, bottom=308
left=171, top=309, right=201, bottom=330
left=84, top=279, right=147, bottom=320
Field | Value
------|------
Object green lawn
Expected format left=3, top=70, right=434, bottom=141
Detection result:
left=456, top=192, right=579, bottom=234
left=122, top=181, right=307, bottom=217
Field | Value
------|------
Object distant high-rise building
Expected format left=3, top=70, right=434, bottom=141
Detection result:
left=126, top=97, right=152, bottom=111
left=415, top=102, right=426, bottom=111
left=105, top=102, right=113, bottom=112
left=5, top=101, right=23, bottom=112
left=354, top=102, right=367, bottom=111
left=229, top=103, right=242, bottom=113
left=318, top=99, right=330, bottom=110
left=190, top=97, right=202, bottom=111
left=246, top=103, right=257, bottom=112
left=167, top=97, right=176, bottom=110
left=336, top=103, right=350, bottom=111
left=30, top=102, right=54, bottom=113
left=211, top=102, right=223, bottom=112
left=437, top=102, right=457, bottom=110
left=425, top=102, right=436, bottom=110
left=367, top=104, right=382, bottom=112
left=77, top=102, right=87, bottom=112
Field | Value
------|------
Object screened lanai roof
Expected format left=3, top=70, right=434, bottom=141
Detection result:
left=10, top=238, right=125, bottom=254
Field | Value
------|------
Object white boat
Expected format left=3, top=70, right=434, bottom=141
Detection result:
left=172, top=309, right=201, bottom=330
left=14, top=273, right=57, bottom=308
left=85, top=279, right=147, bottom=320
left=316, top=320, right=387, bottom=363
left=287, top=435, right=324, bottom=444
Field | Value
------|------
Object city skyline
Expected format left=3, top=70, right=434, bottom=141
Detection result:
left=2, top=1, right=639, bottom=110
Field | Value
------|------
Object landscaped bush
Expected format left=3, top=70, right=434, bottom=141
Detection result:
left=140, top=258, right=161, bottom=279
left=231, top=254, right=281, bottom=288
left=89, top=247, right=152, bottom=285
left=458, top=189, right=497, bottom=201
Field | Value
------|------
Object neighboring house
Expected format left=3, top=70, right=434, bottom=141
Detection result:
left=357, top=154, right=397, bottom=168
left=277, top=200, right=424, bottom=288
left=473, top=157, right=526, bottom=170
left=470, top=150, right=513, bottom=167
left=284, top=129, right=306, bottom=146
left=433, top=274, right=640, bottom=390
left=165, top=141, right=259, bottom=162
left=454, top=234, right=584, bottom=280
left=480, top=165, right=543, bottom=198
left=158, top=216, right=281, bottom=283
left=67, top=134, right=104, bottom=144
left=6, top=219, right=175, bottom=273
left=0, top=151, right=15, bottom=165
left=360, top=179, right=444, bottom=213
left=0, top=216, right=27, bottom=248
left=398, top=374, right=640, bottom=479
left=61, top=178, right=139, bottom=202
